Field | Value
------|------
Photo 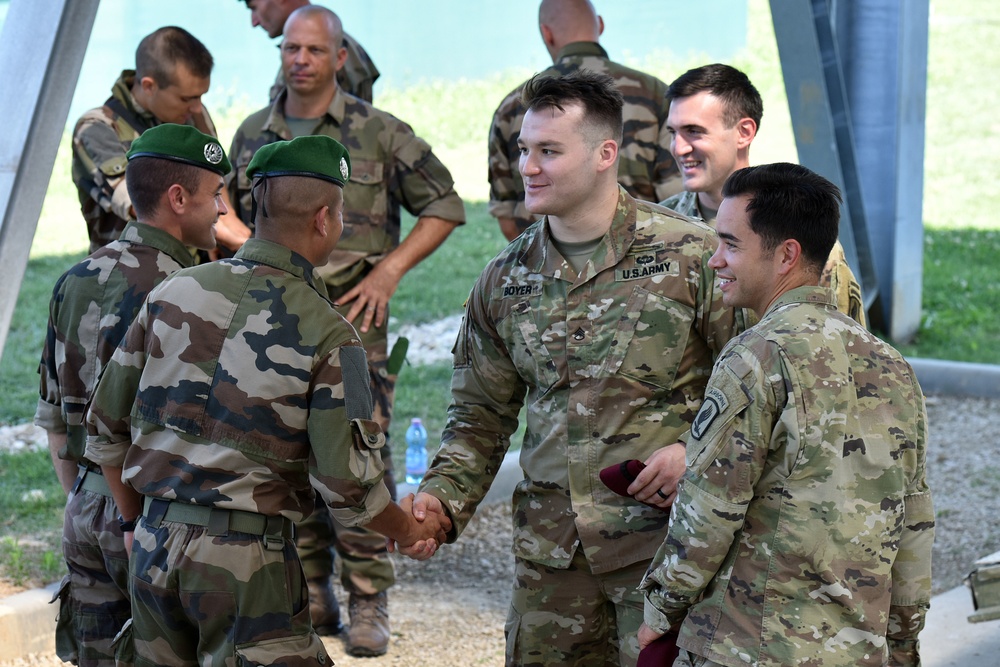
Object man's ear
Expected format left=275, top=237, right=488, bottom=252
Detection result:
left=736, top=117, right=757, bottom=149
left=776, top=238, right=802, bottom=276
left=139, top=75, right=157, bottom=95
left=597, top=138, right=619, bottom=173
left=313, top=205, right=331, bottom=237
left=166, top=183, right=187, bottom=215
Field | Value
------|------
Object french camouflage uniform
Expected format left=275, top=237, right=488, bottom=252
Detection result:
left=269, top=31, right=380, bottom=103
left=661, top=189, right=867, bottom=326
left=34, top=222, right=196, bottom=667
left=640, top=286, right=934, bottom=667
left=85, top=237, right=391, bottom=666
left=71, top=70, right=218, bottom=252
left=227, top=87, right=465, bottom=594
left=488, top=42, right=682, bottom=235
left=419, top=188, right=743, bottom=666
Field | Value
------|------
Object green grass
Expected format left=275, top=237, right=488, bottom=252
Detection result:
left=0, top=450, right=65, bottom=586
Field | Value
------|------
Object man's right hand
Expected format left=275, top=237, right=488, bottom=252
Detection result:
left=390, top=492, right=451, bottom=560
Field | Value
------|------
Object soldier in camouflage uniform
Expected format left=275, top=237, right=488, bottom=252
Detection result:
left=488, top=0, right=681, bottom=241
left=71, top=26, right=250, bottom=256
left=227, top=6, right=466, bottom=654
left=639, top=163, right=934, bottom=667
left=659, top=63, right=866, bottom=326
left=36, top=124, right=232, bottom=667
left=401, top=71, right=742, bottom=667
left=239, top=0, right=381, bottom=103
left=85, top=135, right=450, bottom=667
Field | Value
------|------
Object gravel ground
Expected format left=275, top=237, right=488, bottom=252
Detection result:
left=2, top=385, right=997, bottom=665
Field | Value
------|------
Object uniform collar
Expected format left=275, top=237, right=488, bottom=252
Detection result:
left=555, top=41, right=609, bottom=61
left=520, top=186, right=638, bottom=282
left=263, top=86, right=348, bottom=139
left=762, top=285, right=837, bottom=319
left=112, top=70, right=157, bottom=125
left=233, top=238, right=332, bottom=301
left=119, top=221, right=197, bottom=269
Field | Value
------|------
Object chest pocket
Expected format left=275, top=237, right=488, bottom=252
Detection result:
left=603, top=286, right=694, bottom=390
left=500, top=299, right=561, bottom=391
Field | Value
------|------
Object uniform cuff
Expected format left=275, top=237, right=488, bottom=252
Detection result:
left=33, top=400, right=65, bottom=433
left=330, top=478, right=392, bottom=528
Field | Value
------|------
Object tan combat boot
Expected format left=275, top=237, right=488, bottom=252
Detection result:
left=306, top=577, right=343, bottom=636
left=347, top=591, right=390, bottom=656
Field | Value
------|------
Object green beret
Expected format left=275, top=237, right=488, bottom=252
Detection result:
left=246, top=135, right=351, bottom=187
left=126, top=124, right=231, bottom=176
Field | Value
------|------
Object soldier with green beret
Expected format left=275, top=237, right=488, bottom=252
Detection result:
left=227, top=5, right=466, bottom=655
left=71, top=26, right=249, bottom=257
left=85, top=135, right=451, bottom=667
left=36, top=123, right=230, bottom=667
left=639, top=163, right=933, bottom=667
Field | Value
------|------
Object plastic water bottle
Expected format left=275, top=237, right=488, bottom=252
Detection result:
left=405, top=418, right=428, bottom=484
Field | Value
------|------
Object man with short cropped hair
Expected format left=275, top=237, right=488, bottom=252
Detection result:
left=640, top=163, right=933, bottom=667
left=38, top=123, right=231, bottom=667
left=72, top=26, right=249, bottom=255
left=404, top=70, right=741, bottom=667
left=661, top=63, right=866, bottom=324
left=488, top=0, right=681, bottom=241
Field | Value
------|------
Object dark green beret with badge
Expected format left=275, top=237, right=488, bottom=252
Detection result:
left=126, top=123, right=231, bottom=176
left=246, top=135, right=351, bottom=187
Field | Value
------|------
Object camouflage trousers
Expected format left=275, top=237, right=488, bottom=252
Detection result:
left=505, top=549, right=646, bottom=667
left=128, top=516, right=327, bottom=666
left=295, top=289, right=398, bottom=594
left=670, top=650, right=725, bottom=667
left=53, top=468, right=131, bottom=667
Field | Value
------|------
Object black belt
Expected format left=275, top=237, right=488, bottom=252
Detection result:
left=142, top=497, right=293, bottom=551
left=72, top=462, right=112, bottom=497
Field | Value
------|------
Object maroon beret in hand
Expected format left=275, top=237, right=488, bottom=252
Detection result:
left=637, top=628, right=680, bottom=667
left=599, top=459, right=646, bottom=497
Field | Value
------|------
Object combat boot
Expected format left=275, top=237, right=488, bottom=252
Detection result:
left=306, top=577, right=343, bottom=636
left=347, top=591, right=390, bottom=656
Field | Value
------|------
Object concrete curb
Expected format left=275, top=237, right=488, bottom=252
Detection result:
left=908, top=357, right=1000, bottom=399
left=0, top=582, right=58, bottom=662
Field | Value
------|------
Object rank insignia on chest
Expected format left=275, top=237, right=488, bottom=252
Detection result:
left=500, top=283, right=543, bottom=298
left=615, top=257, right=677, bottom=281
left=691, top=386, right=729, bottom=440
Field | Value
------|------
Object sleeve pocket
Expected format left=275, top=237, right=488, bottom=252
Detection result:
left=687, top=364, right=753, bottom=474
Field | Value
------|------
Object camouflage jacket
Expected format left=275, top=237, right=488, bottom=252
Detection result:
left=487, top=42, right=682, bottom=233
left=660, top=190, right=867, bottom=326
left=269, top=31, right=381, bottom=103
left=228, top=87, right=465, bottom=286
left=34, top=222, right=195, bottom=462
left=71, top=71, right=218, bottom=253
left=640, top=286, right=933, bottom=667
left=420, top=188, right=743, bottom=574
left=85, top=238, right=391, bottom=526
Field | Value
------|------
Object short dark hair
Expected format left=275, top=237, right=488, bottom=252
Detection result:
left=126, top=156, right=204, bottom=219
left=667, top=63, right=763, bottom=129
left=135, top=27, right=213, bottom=87
left=521, top=70, right=624, bottom=145
left=722, top=163, right=842, bottom=273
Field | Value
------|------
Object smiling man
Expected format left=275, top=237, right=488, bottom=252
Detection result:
left=660, top=64, right=866, bottom=325
left=639, top=163, right=934, bottom=667
left=402, top=70, right=742, bottom=667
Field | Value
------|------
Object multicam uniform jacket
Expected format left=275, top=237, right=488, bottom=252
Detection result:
left=488, top=42, right=682, bottom=234
left=85, top=238, right=391, bottom=526
left=269, top=31, right=381, bottom=103
left=661, top=189, right=868, bottom=326
left=72, top=71, right=218, bottom=252
left=35, top=221, right=196, bottom=461
left=228, top=87, right=465, bottom=289
left=420, top=188, right=743, bottom=574
left=641, top=286, right=934, bottom=667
